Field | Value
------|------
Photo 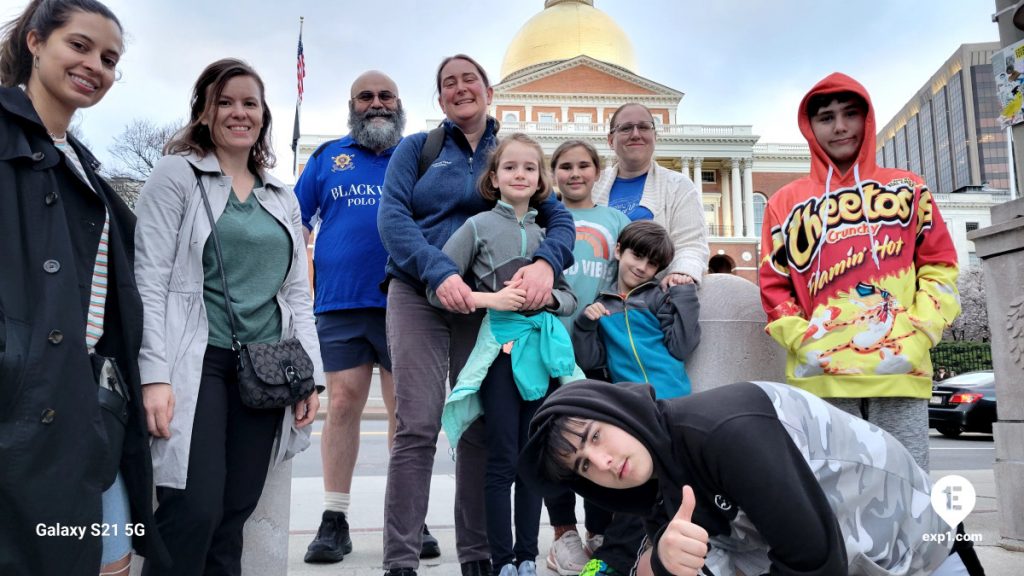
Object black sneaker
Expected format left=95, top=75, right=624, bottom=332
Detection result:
left=420, top=524, right=441, bottom=559
left=461, top=559, right=493, bottom=576
left=384, top=569, right=417, bottom=576
left=304, top=510, right=353, bottom=563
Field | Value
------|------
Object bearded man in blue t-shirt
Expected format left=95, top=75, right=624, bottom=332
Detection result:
left=294, top=70, right=441, bottom=564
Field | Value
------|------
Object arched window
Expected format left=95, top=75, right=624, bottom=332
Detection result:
left=753, top=193, right=767, bottom=236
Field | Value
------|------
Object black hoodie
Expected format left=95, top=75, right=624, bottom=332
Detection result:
left=519, top=380, right=950, bottom=576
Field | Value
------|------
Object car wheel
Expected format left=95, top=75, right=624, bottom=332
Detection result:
left=937, top=425, right=962, bottom=438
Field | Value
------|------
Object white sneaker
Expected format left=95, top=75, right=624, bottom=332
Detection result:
left=584, top=533, right=604, bottom=556
left=546, top=531, right=589, bottom=575
left=498, top=563, right=518, bottom=576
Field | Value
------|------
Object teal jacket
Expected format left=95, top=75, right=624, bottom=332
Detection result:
left=441, top=309, right=584, bottom=448
left=573, top=269, right=700, bottom=399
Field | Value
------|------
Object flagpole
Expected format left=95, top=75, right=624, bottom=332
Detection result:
left=292, top=16, right=305, bottom=177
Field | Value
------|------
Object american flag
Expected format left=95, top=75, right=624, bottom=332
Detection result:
left=292, top=18, right=304, bottom=155
left=296, top=31, right=305, bottom=103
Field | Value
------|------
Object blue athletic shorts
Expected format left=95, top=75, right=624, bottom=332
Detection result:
left=316, top=308, right=391, bottom=372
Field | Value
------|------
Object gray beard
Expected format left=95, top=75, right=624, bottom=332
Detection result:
left=349, top=104, right=406, bottom=151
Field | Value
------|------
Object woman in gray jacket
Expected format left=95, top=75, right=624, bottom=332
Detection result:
left=134, top=58, right=323, bottom=576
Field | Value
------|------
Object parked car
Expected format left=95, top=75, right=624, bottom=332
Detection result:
left=929, top=370, right=997, bottom=438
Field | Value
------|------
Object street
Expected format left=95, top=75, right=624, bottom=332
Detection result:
left=290, top=419, right=996, bottom=478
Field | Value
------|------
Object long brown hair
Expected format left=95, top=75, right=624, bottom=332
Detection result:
left=164, top=58, right=275, bottom=172
left=0, top=0, right=122, bottom=87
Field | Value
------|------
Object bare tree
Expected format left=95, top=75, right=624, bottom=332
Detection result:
left=947, top=266, right=989, bottom=342
left=108, top=118, right=181, bottom=181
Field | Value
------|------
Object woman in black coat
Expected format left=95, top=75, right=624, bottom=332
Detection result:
left=0, top=1, right=166, bottom=574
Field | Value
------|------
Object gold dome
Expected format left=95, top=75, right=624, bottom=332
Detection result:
left=500, top=0, right=636, bottom=81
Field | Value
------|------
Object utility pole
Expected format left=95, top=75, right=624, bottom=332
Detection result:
left=994, top=1, right=1024, bottom=196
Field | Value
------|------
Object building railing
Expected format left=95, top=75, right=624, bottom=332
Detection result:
left=753, top=143, right=810, bottom=155
left=707, top=225, right=739, bottom=238
left=429, top=120, right=754, bottom=137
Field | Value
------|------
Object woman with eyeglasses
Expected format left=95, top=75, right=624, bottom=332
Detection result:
left=0, top=1, right=167, bottom=574
left=582, top=102, right=709, bottom=576
left=376, top=53, right=576, bottom=576
left=592, top=103, right=709, bottom=289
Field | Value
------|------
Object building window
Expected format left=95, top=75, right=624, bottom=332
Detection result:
left=538, top=113, right=555, bottom=123
left=701, top=170, right=716, bottom=184
left=968, top=251, right=980, bottom=268
left=574, top=113, right=592, bottom=123
left=966, top=221, right=979, bottom=234
left=753, top=193, right=767, bottom=236
left=502, top=111, right=519, bottom=123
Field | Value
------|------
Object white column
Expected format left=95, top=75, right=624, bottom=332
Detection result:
left=597, top=106, right=606, bottom=132
left=742, top=159, right=755, bottom=238
left=693, top=157, right=703, bottom=194
left=731, top=158, right=742, bottom=237
left=525, top=104, right=534, bottom=126
left=680, top=157, right=691, bottom=180
left=721, top=160, right=733, bottom=237
left=561, top=105, right=569, bottom=124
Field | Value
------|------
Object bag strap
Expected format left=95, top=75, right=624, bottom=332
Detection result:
left=191, top=164, right=242, bottom=352
left=417, top=124, right=446, bottom=179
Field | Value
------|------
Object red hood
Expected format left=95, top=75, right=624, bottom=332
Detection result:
left=798, top=72, right=877, bottom=186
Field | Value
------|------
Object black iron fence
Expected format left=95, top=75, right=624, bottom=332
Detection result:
left=930, top=341, right=992, bottom=379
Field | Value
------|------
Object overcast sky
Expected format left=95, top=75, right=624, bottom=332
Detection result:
left=0, top=0, right=1000, bottom=184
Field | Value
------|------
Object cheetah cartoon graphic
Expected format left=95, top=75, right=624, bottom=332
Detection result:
left=799, top=282, right=918, bottom=376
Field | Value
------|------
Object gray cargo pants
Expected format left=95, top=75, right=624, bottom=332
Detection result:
left=382, top=280, right=490, bottom=570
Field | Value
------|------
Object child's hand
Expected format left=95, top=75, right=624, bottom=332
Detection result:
left=491, top=280, right=527, bottom=311
left=583, top=302, right=609, bottom=321
left=657, top=486, right=708, bottom=576
left=660, top=273, right=695, bottom=291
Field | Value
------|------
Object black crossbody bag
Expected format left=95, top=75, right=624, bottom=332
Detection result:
left=193, top=166, right=316, bottom=409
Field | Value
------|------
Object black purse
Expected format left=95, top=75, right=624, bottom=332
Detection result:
left=91, top=353, right=128, bottom=488
left=193, top=166, right=317, bottom=410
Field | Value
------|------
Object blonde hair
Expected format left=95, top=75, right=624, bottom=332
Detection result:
left=477, top=133, right=552, bottom=207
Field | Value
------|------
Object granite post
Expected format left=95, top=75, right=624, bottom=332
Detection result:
left=687, top=273, right=786, bottom=392
left=968, top=196, right=1024, bottom=551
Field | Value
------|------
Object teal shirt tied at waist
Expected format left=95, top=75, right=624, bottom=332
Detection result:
left=441, top=309, right=584, bottom=449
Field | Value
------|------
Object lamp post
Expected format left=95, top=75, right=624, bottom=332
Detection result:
left=993, top=0, right=1024, bottom=196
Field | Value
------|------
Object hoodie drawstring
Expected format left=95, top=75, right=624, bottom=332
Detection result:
left=813, top=165, right=834, bottom=283
left=853, top=164, right=880, bottom=269
left=813, top=163, right=880, bottom=284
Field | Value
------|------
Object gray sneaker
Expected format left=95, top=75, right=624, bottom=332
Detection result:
left=517, top=560, right=537, bottom=576
left=497, top=563, right=518, bottom=576
left=546, top=531, right=588, bottom=575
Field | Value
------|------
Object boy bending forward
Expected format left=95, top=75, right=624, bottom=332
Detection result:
left=519, top=379, right=981, bottom=576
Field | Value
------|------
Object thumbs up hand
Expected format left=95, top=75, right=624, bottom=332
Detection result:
left=656, top=486, right=708, bottom=576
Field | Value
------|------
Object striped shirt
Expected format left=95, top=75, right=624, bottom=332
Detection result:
left=55, top=139, right=109, bottom=351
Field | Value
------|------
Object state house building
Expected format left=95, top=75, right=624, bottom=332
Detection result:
left=297, top=0, right=813, bottom=282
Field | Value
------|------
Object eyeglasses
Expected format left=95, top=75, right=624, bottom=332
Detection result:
left=611, top=121, right=656, bottom=135
left=353, top=91, right=397, bottom=104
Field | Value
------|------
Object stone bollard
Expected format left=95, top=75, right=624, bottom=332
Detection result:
left=968, top=197, right=1024, bottom=552
left=241, top=458, right=293, bottom=574
left=129, top=456, right=294, bottom=576
left=687, top=273, right=786, bottom=392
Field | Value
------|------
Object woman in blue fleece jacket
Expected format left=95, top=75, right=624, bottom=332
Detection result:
left=376, top=54, right=575, bottom=576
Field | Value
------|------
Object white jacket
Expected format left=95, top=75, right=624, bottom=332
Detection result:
left=134, top=152, right=324, bottom=489
left=592, top=162, right=709, bottom=283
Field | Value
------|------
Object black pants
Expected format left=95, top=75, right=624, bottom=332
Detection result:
left=544, top=488, right=613, bottom=535
left=480, top=352, right=544, bottom=568
left=592, top=513, right=646, bottom=575
left=143, top=346, right=282, bottom=576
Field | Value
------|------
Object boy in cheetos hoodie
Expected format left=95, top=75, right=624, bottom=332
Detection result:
left=759, top=72, right=960, bottom=470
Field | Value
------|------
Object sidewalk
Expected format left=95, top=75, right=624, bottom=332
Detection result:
left=285, top=469, right=1020, bottom=575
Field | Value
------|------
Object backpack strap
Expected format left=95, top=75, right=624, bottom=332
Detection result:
left=417, top=125, right=446, bottom=179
